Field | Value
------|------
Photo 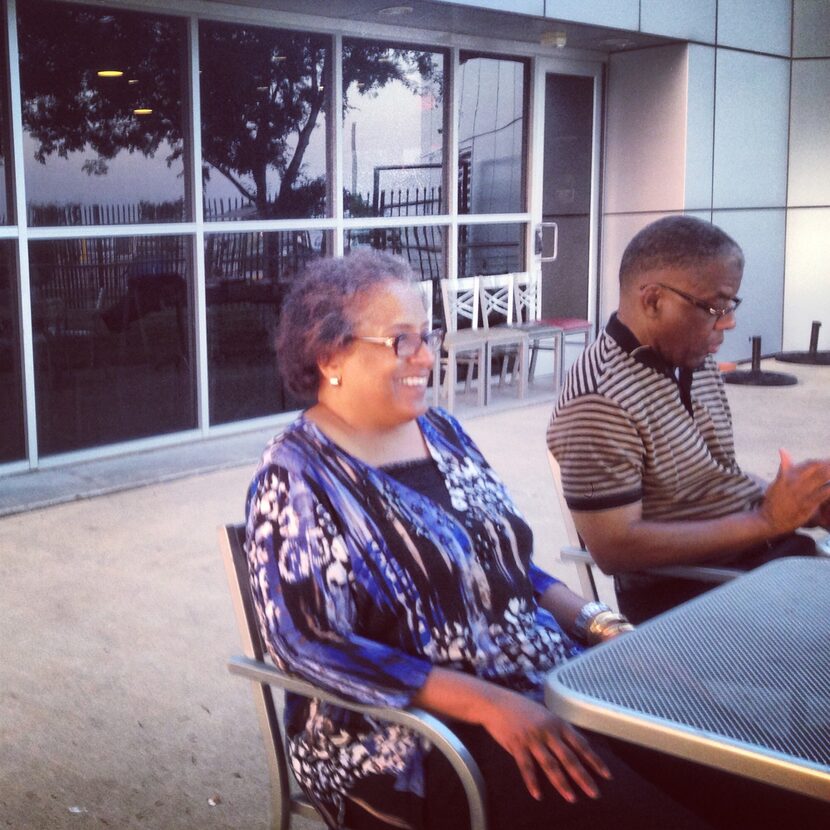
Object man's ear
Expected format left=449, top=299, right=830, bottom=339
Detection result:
left=640, top=283, right=662, bottom=318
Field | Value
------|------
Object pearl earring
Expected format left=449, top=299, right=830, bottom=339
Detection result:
left=329, top=376, right=342, bottom=387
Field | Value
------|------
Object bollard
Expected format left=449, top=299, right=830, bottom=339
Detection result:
left=809, top=321, right=821, bottom=355
left=750, top=335, right=762, bottom=372
left=722, top=335, right=798, bottom=386
left=775, top=320, right=830, bottom=366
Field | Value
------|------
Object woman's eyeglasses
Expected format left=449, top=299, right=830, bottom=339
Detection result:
left=646, top=282, right=742, bottom=319
left=352, top=329, right=444, bottom=357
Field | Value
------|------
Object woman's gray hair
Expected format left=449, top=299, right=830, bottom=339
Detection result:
left=276, top=249, right=418, bottom=397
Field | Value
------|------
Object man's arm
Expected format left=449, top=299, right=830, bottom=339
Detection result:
left=573, top=450, right=830, bottom=572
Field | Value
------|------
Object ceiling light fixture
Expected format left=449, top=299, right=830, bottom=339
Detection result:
left=378, top=5, right=414, bottom=16
left=133, top=108, right=153, bottom=115
left=540, top=30, right=567, bottom=49
left=599, top=37, right=636, bottom=50
left=97, top=69, right=123, bottom=78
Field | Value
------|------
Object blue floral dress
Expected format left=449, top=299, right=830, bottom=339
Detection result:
left=245, top=407, right=580, bottom=825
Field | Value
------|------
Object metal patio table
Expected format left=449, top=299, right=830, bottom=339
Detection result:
left=545, top=557, right=830, bottom=802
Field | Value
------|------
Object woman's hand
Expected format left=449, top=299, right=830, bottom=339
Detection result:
left=479, top=689, right=611, bottom=802
left=413, top=666, right=612, bottom=803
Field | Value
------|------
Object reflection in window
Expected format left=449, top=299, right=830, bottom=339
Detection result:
left=200, top=22, right=328, bottom=221
left=18, top=2, right=188, bottom=227
left=342, top=41, right=444, bottom=219
left=346, top=225, right=445, bottom=327
left=30, top=236, right=196, bottom=455
left=0, top=242, right=24, bottom=461
left=206, top=230, right=324, bottom=424
left=345, top=226, right=445, bottom=282
left=458, top=54, right=527, bottom=215
left=458, top=223, right=524, bottom=277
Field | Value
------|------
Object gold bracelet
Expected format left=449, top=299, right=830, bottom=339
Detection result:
left=587, top=611, right=633, bottom=645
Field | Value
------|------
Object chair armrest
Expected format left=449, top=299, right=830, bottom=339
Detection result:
left=228, top=655, right=488, bottom=830
left=560, top=545, right=739, bottom=585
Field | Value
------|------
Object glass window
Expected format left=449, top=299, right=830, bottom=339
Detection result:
left=30, top=235, right=196, bottom=455
left=343, top=41, right=444, bottom=219
left=458, top=222, right=525, bottom=277
left=0, top=242, right=24, bottom=462
left=18, top=2, right=189, bottom=227
left=206, top=230, right=324, bottom=424
left=0, top=11, right=13, bottom=226
left=200, top=22, right=329, bottom=221
left=458, top=53, right=527, bottom=215
left=345, top=225, right=445, bottom=281
left=345, top=225, right=445, bottom=327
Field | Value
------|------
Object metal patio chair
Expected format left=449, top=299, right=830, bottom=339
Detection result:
left=545, top=450, right=738, bottom=602
left=219, top=523, right=488, bottom=830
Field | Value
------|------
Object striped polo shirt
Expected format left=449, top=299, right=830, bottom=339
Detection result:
left=547, top=314, right=763, bottom=520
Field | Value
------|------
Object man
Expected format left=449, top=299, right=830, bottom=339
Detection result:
left=547, top=215, right=830, bottom=623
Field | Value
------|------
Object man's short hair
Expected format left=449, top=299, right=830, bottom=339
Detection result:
left=619, top=215, right=744, bottom=287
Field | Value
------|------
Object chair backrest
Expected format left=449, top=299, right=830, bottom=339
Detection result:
left=478, top=273, right=515, bottom=330
left=219, top=523, right=315, bottom=828
left=220, top=522, right=489, bottom=830
left=417, top=278, right=434, bottom=330
left=545, top=453, right=741, bottom=602
left=441, top=276, right=480, bottom=332
left=546, top=449, right=583, bottom=549
left=513, top=271, right=540, bottom=324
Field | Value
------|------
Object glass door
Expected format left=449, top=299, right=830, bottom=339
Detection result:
left=531, top=60, right=601, bottom=325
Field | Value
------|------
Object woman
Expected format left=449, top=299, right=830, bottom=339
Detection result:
left=244, top=251, right=708, bottom=830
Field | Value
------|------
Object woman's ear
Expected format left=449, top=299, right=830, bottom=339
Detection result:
left=317, top=350, right=344, bottom=387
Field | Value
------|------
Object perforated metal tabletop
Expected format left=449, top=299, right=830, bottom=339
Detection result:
left=545, top=558, right=830, bottom=802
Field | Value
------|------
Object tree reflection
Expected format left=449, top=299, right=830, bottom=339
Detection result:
left=18, top=2, right=186, bottom=220
left=18, top=2, right=440, bottom=223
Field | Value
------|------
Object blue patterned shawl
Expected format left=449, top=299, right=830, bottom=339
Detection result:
left=245, top=407, right=579, bottom=818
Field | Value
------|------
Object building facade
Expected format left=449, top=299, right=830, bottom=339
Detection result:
left=0, top=0, right=827, bottom=474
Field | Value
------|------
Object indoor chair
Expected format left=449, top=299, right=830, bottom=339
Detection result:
left=219, top=522, right=488, bottom=830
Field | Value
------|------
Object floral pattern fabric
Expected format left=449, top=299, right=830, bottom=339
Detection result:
left=245, top=407, right=579, bottom=822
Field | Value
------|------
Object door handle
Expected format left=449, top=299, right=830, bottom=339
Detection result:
left=539, top=221, right=558, bottom=262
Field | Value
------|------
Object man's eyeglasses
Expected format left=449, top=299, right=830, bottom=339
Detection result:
left=352, top=329, right=444, bottom=357
left=646, top=282, right=742, bottom=319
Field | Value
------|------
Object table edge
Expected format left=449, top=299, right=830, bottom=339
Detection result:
left=545, top=676, right=830, bottom=803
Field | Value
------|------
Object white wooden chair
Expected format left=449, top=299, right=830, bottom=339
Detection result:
left=477, top=274, right=529, bottom=398
left=512, top=272, right=565, bottom=390
left=219, top=523, right=488, bottom=830
left=417, top=278, right=440, bottom=406
left=440, top=276, right=488, bottom=411
left=515, top=271, right=591, bottom=388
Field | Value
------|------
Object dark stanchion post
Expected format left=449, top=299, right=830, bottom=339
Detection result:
left=809, top=321, right=821, bottom=354
left=750, top=335, right=762, bottom=372
left=722, top=335, right=798, bottom=386
left=775, top=319, right=830, bottom=366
